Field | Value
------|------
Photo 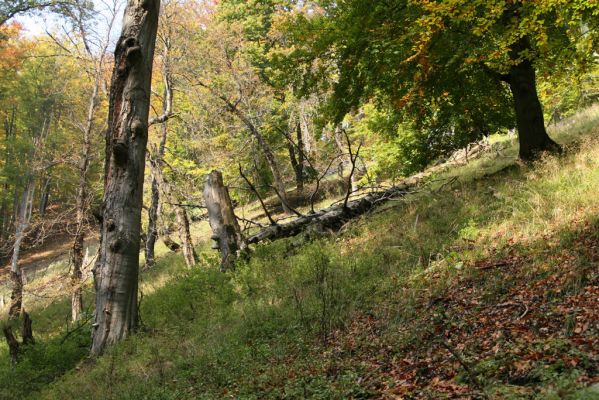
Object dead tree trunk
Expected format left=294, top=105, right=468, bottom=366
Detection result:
left=91, top=0, right=160, bottom=356
left=203, top=170, right=246, bottom=271
left=248, top=182, right=411, bottom=245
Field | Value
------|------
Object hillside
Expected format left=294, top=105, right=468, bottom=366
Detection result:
left=0, top=107, right=596, bottom=399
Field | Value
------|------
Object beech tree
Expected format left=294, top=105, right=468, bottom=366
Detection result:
left=281, top=0, right=598, bottom=160
left=91, top=0, right=160, bottom=356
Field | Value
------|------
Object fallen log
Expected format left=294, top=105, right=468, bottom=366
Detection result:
left=247, top=183, right=411, bottom=244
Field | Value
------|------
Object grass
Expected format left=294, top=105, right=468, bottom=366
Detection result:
left=0, top=106, right=598, bottom=399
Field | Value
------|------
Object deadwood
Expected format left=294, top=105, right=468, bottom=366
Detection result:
left=204, top=170, right=246, bottom=271
left=247, top=183, right=411, bottom=244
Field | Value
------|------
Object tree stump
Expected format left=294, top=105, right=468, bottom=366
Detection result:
left=21, top=312, right=34, bottom=346
left=203, top=170, right=246, bottom=271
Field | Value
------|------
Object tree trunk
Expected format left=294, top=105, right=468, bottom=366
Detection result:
left=71, top=80, right=100, bottom=322
left=287, top=122, right=305, bottom=194
left=144, top=160, right=160, bottom=268
left=334, top=125, right=358, bottom=191
left=38, top=177, right=50, bottom=217
left=507, top=39, right=561, bottom=161
left=175, top=206, right=197, bottom=267
left=299, top=105, right=314, bottom=155
left=204, top=170, right=245, bottom=271
left=91, top=0, right=160, bottom=356
left=9, top=179, right=34, bottom=318
left=145, top=41, right=172, bottom=268
left=21, top=312, right=34, bottom=345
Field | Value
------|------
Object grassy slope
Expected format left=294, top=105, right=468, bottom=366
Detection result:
left=1, top=107, right=598, bottom=399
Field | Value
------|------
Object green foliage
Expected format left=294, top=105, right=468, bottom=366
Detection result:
left=278, top=0, right=597, bottom=167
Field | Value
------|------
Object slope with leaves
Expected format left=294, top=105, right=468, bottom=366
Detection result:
left=0, top=107, right=598, bottom=399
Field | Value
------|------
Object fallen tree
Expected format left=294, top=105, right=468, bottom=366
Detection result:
left=247, top=183, right=412, bottom=244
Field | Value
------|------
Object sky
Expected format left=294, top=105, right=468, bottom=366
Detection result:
left=14, top=0, right=125, bottom=48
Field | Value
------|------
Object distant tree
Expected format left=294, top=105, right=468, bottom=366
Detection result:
left=91, top=0, right=160, bottom=356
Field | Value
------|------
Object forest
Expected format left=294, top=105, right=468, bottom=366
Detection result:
left=0, top=0, right=598, bottom=398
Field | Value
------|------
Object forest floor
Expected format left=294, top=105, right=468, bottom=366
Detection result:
left=0, top=106, right=598, bottom=399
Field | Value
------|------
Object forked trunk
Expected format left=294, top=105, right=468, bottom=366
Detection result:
left=91, top=0, right=160, bottom=356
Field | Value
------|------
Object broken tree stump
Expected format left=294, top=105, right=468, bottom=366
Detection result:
left=203, top=170, right=246, bottom=271
left=21, top=312, right=34, bottom=346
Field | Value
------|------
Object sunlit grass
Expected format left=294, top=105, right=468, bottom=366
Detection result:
left=0, top=106, right=597, bottom=399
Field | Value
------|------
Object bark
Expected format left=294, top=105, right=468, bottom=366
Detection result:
left=505, top=39, right=561, bottom=161
left=91, top=0, right=160, bottom=356
left=204, top=170, right=246, bottom=271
